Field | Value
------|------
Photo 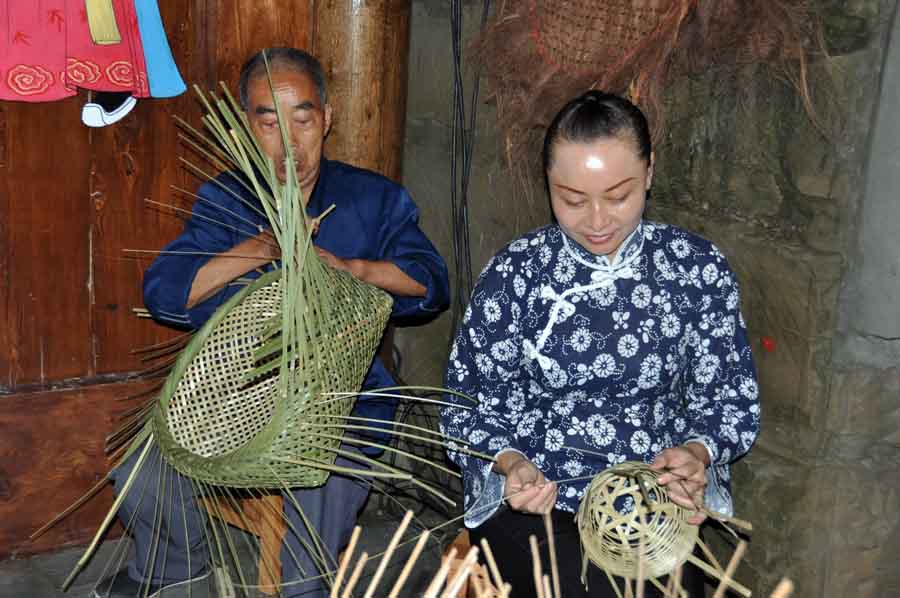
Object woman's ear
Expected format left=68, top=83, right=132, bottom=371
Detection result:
left=646, top=151, right=655, bottom=190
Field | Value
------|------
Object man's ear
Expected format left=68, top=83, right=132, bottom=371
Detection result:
left=646, top=151, right=655, bottom=189
left=323, top=104, right=333, bottom=137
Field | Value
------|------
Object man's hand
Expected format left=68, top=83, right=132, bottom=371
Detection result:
left=650, top=443, right=709, bottom=525
left=495, top=451, right=557, bottom=515
left=187, top=229, right=280, bottom=308
left=314, top=247, right=427, bottom=298
left=253, top=229, right=280, bottom=261
left=315, top=246, right=353, bottom=273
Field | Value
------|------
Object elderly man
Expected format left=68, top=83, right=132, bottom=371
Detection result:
left=94, top=47, right=449, bottom=598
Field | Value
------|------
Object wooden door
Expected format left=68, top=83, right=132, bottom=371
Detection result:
left=0, top=0, right=409, bottom=558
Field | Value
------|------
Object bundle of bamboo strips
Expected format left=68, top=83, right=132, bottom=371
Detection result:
left=329, top=508, right=791, bottom=598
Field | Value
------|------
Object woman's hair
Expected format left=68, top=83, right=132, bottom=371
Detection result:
left=542, top=91, right=651, bottom=173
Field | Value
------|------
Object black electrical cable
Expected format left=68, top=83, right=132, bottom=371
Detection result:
left=448, top=0, right=492, bottom=343
left=374, top=3, right=494, bottom=524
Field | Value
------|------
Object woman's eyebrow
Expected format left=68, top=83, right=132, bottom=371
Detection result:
left=554, top=183, right=588, bottom=196
left=553, top=177, right=636, bottom=195
left=604, top=177, right=636, bottom=192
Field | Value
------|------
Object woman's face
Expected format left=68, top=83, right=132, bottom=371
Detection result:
left=547, top=136, right=652, bottom=258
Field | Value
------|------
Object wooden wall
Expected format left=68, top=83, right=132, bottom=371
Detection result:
left=0, top=0, right=409, bottom=559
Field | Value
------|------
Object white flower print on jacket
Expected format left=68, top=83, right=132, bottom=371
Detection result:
left=440, top=222, right=760, bottom=527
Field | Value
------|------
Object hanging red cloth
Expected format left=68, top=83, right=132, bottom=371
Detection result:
left=0, top=0, right=150, bottom=102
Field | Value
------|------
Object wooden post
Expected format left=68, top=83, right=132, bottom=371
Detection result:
left=207, top=0, right=314, bottom=93
left=315, top=0, right=412, bottom=182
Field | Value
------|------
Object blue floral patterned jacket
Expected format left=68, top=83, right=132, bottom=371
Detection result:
left=441, top=221, right=760, bottom=527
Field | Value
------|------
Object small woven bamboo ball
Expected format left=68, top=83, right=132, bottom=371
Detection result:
left=576, top=461, right=699, bottom=579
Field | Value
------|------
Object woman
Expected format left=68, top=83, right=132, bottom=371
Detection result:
left=441, top=91, right=760, bottom=597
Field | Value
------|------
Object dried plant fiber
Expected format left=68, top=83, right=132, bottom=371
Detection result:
left=474, top=0, right=820, bottom=160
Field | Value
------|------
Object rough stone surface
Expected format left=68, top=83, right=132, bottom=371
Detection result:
left=393, top=0, right=900, bottom=596
left=651, top=1, right=900, bottom=595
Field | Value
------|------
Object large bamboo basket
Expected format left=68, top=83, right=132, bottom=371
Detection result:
left=151, top=265, right=393, bottom=489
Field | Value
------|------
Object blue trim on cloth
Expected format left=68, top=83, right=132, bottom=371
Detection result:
left=135, top=0, right=186, bottom=97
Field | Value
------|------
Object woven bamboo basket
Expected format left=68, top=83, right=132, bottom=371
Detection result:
left=150, top=264, right=393, bottom=489
left=576, top=461, right=699, bottom=580
left=474, top=0, right=820, bottom=169
left=530, top=0, right=668, bottom=74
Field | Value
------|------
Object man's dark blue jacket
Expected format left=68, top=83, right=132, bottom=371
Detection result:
left=143, top=158, right=450, bottom=446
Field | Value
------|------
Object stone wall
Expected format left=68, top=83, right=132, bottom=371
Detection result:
left=649, top=1, right=900, bottom=595
left=396, top=1, right=900, bottom=595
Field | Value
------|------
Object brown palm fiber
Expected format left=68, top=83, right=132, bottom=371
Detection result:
left=473, top=0, right=822, bottom=162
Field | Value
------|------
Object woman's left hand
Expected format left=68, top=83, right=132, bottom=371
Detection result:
left=650, top=443, right=709, bottom=525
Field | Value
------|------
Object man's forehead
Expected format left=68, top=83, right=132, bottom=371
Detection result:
left=247, top=68, right=321, bottom=108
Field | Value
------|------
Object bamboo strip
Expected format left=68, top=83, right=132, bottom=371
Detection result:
left=362, top=510, right=414, bottom=598
left=339, top=552, right=368, bottom=598
left=387, top=530, right=431, bottom=598
left=712, top=540, right=748, bottom=598
left=329, top=526, right=361, bottom=598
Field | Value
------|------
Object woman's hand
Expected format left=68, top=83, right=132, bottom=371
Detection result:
left=495, top=451, right=557, bottom=514
left=650, top=442, right=709, bottom=525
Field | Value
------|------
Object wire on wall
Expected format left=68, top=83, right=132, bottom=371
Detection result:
left=448, top=0, right=492, bottom=339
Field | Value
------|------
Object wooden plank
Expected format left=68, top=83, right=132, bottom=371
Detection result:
left=210, top=0, right=314, bottom=93
left=0, top=100, right=11, bottom=388
left=88, top=1, right=196, bottom=375
left=0, top=379, right=159, bottom=558
left=0, top=97, right=93, bottom=387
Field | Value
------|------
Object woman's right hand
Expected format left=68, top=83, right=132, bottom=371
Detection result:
left=495, top=451, right=558, bottom=514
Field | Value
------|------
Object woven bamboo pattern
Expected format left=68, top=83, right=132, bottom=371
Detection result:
left=576, top=461, right=699, bottom=580
left=151, top=265, right=392, bottom=488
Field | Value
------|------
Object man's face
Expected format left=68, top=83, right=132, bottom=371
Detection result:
left=246, top=67, right=332, bottom=194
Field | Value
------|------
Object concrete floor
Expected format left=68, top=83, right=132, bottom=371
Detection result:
left=0, top=507, right=454, bottom=598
